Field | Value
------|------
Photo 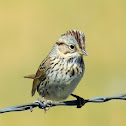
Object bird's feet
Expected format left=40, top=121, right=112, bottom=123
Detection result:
left=41, top=97, right=53, bottom=112
left=34, top=98, right=53, bottom=112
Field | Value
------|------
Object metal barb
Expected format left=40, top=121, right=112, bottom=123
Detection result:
left=0, top=94, right=126, bottom=114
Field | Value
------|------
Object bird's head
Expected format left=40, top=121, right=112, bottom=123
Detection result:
left=55, top=30, right=88, bottom=59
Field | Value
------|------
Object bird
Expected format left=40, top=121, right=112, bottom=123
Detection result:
left=24, top=30, right=88, bottom=102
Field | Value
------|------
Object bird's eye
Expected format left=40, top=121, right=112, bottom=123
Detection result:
left=69, top=45, right=75, bottom=50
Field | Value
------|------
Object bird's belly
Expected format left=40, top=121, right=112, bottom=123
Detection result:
left=42, top=73, right=83, bottom=101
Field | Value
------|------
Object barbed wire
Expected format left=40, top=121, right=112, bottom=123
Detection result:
left=0, top=94, right=126, bottom=114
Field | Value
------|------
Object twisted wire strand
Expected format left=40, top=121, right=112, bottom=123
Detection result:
left=0, top=94, right=126, bottom=114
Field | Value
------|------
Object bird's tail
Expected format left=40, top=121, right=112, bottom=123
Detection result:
left=24, top=74, right=35, bottom=79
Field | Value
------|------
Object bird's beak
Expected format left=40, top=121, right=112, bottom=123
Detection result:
left=78, top=49, right=88, bottom=56
left=82, top=49, right=88, bottom=56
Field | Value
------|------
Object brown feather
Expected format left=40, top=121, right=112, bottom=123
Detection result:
left=31, top=57, right=50, bottom=96
left=24, top=74, right=35, bottom=79
left=65, top=30, right=85, bottom=49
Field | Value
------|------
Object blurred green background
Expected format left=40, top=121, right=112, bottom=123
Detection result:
left=0, top=0, right=126, bottom=126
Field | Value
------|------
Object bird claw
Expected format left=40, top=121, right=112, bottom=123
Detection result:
left=43, top=100, right=53, bottom=112
left=35, top=98, right=53, bottom=112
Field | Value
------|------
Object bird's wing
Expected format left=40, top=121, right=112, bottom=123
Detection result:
left=31, top=56, right=50, bottom=96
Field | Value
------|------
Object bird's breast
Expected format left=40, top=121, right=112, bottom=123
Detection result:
left=43, top=59, right=84, bottom=101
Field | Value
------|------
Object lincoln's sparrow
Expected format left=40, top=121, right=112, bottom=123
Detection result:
left=25, top=30, right=88, bottom=101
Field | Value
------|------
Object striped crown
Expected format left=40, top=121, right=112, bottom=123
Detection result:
left=62, top=30, right=86, bottom=49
